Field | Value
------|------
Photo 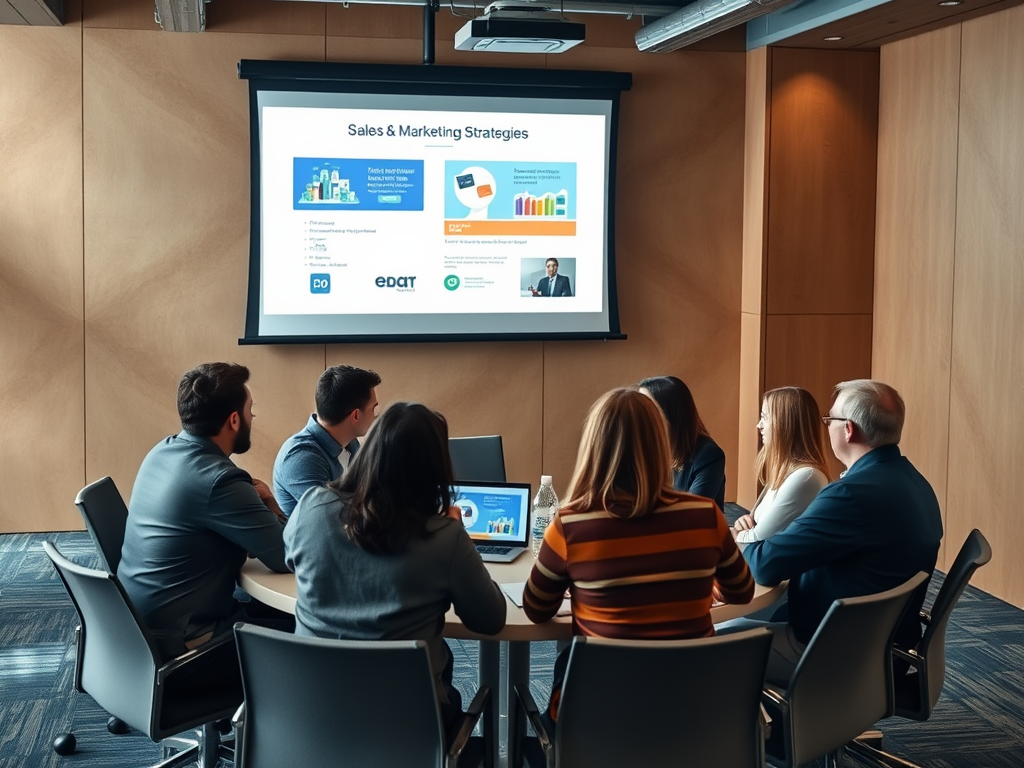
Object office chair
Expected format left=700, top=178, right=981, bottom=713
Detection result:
left=44, top=541, right=239, bottom=767
left=847, top=530, right=992, bottom=768
left=761, top=571, right=930, bottom=768
left=75, top=476, right=129, bottom=574
left=232, top=623, right=493, bottom=768
left=513, top=628, right=775, bottom=768
left=449, top=435, right=506, bottom=482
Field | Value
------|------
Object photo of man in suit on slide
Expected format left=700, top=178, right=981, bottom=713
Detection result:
left=530, top=258, right=573, bottom=297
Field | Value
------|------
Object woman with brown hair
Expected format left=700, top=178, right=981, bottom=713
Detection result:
left=284, top=402, right=506, bottom=738
left=523, top=387, right=753, bottom=725
left=733, top=386, right=831, bottom=546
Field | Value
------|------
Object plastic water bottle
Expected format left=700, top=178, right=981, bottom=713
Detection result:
left=531, top=475, right=559, bottom=557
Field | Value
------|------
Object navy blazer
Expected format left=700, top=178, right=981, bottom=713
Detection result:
left=673, top=434, right=726, bottom=512
left=744, top=444, right=943, bottom=647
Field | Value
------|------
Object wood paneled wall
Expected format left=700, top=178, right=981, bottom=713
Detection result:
left=738, top=47, right=879, bottom=503
left=875, top=5, right=1024, bottom=605
left=0, top=2, right=746, bottom=532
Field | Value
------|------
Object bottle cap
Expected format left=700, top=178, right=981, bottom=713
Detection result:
left=540, top=475, right=552, bottom=486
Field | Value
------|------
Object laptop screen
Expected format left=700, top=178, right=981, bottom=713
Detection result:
left=453, top=481, right=532, bottom=546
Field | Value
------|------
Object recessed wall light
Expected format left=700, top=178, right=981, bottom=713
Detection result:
left=823, top=35, right=843, bottom=41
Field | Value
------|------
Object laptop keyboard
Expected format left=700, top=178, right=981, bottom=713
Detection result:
left=477, top=545, right=513, bottom=555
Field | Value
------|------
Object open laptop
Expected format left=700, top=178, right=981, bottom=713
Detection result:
left=453, top=480, right=532, bottom=563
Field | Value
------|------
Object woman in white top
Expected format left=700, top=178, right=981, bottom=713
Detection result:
left=734, top=387, right=831, bottom=547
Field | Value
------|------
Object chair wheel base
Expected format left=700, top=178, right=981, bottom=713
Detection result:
left=108, top=716, right=130, bottom=734
left=53, top=733, right=77, bottom=756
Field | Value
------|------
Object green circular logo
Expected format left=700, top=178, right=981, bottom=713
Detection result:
left=444, top=274, right=461, bottom=291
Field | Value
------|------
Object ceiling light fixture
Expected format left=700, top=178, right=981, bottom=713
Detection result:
left=635, top=0, right=799, bottom=53
left=823, top=35, right=843, bottom=40
left=938, top=0, right=963, bottom=5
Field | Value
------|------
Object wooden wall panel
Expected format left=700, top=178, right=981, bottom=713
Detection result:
left=872, top=25, right=961, bottom=569
left=737, top=311, right=764, bottom=508
left=82, top=30, right=328, bottom=498
left=766, top=48, right=879, bottom=316
left=736, top=47, right=769, bottom=506
left=540, top=47, right=747, bottom=498
left=0, top=26, right=84, bottom=532
left=946, top=5, right=1024, bottom=605
left=764, top=314, right=873, bottom=480
left=325, top=344, right=543, bottom=489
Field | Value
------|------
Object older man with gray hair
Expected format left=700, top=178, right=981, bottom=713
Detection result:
left=734, top=379, right=943, bottom=684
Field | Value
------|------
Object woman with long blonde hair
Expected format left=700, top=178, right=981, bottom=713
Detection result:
left=734, top=387, right=830, bottom=546
left=524, top=387, right=753, bottom=726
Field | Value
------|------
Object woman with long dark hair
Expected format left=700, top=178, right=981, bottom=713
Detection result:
left=284, top=402, right=506, bottom=735
left=637, top=375, right=726, bottom=510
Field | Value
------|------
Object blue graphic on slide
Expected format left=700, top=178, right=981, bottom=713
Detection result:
left=444, top=161, right=577, bottom=220
left=454, top=491, right=525, bottom=540
left=294, top=158, right=424, bottom=211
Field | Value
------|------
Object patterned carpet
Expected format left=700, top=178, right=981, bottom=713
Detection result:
left=1, top=532, right=1022, bottom=768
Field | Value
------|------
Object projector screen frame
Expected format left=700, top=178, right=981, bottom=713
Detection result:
left=237, top=59, right=631, bottom=345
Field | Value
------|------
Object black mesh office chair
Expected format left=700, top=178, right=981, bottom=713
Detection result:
left=762, top=571, right=930, bottom=768
left=75, top=476, right=129, bottom=575
left=232, top=623, right=493, bottom=768
left=45, top=541, right=239, bottom=767
left=513, top=628, right=775, bottom=768
left=847, top=530, right=992, bottom=768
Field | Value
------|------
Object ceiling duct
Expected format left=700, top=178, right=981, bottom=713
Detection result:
left=454, top=2, right=585, bottom=53
left=635, top=0, right=797, bottom=52
left=154, top=0, right=206, bottom=31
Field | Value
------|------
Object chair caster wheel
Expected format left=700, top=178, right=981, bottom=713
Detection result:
left=53, top=733, right=77, bottom=755
left=107, top=716, right=129, bottom=735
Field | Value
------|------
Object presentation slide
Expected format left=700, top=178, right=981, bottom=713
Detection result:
left=247, top=84, right=624, bottom=340
left=455, top=489, right=528, bottom=543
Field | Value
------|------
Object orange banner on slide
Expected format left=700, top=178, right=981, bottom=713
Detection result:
left=444, top=220, right=577, bottom=236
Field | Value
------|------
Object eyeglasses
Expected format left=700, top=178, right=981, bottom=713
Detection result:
left=822, top=415, right=848, bottom=426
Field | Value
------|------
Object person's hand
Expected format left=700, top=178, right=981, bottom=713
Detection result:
left=711, top=582, right=725, bottom=605
left=252, top=478, right=273, bottom=502
left=734, top=514, right=755, bottom=532
left=447, top=506, right=464, bottom=521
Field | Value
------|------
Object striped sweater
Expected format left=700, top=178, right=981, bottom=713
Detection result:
left=523, top=494, right=754, bottom=638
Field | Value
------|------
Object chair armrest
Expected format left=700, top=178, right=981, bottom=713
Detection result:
left=760, top=703, right=773, bottom=740
left=512, top=684, right=553, bottom=767
left=448, top=686, right=491, bottom=768
left=156, top=631, right=236, bottom=683
left=231, top=702, right=246, bottom=768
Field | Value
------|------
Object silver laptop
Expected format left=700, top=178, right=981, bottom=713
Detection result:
left=454, top=481, right=532, bottom=563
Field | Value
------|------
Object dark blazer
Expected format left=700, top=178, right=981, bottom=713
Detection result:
left=536, top=274, right=572, bottom=297
left=673, top=434, right=726, bottom=512
left=744, top=444, right=943, bottom=647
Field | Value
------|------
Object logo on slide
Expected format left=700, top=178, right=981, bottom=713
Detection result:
left=375, top=276, right=417, bottom=290
left=444, top=275, right=461, bottom=291
left=310, top=274, right=331, bottom=294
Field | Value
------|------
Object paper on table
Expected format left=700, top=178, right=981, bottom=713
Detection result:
left=502, top=582, right=572, bottom=616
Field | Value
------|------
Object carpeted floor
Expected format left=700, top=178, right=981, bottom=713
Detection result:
left=1, top=531, right=1022, bottom=768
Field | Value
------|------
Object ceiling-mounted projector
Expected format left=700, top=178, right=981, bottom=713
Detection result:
left=454, top=3, right=585, bottom=53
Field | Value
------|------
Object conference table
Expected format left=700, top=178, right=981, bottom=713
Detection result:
left=240, top=556, right=785, bottom=767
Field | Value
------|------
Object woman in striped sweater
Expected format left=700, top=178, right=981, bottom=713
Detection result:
left=523, top=387, right=754, bottom=724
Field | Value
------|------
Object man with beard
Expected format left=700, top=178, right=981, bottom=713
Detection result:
left=118, top=362, right=290, bottom=663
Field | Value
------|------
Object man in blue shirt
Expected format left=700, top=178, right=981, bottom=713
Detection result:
left=119, top=362, right=291, bottom=663
left=732, top=379, right=943, bottom=685
left=273, top=365, right=381, bottom=517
